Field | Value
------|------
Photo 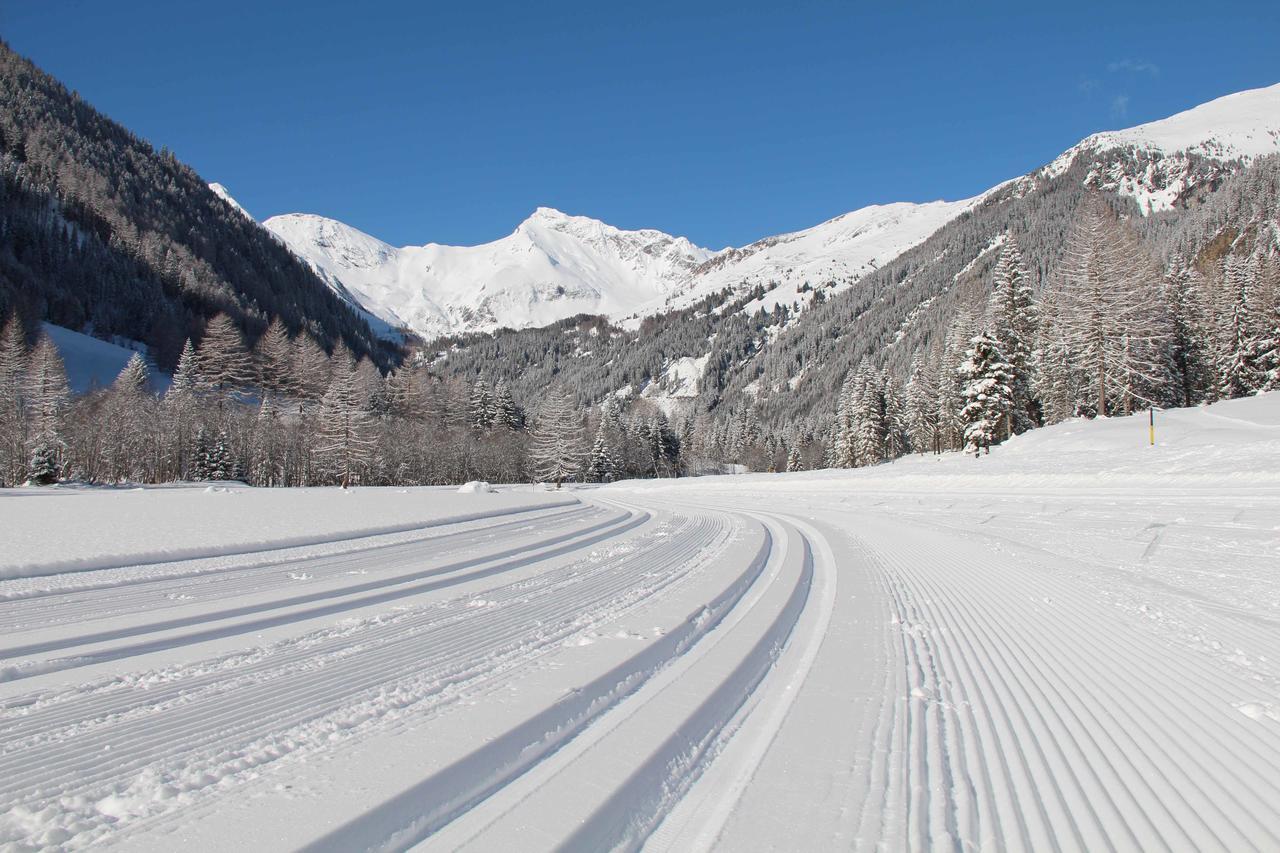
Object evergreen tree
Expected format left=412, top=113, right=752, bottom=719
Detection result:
left=0, top=313, right=29, bottom=485
left=785, top=444, right=803, bottom=472
left=988, top=234, right=1039, bottom=431
left=493, top=379, right=523, bottom=430
left=469, top=377, right=495, bottom=431
left=1164, top=267, right=1216, bottom=406
left=958, top=331, right=1016, bottom=457
left=588, top=421, right=621, bottom=482
left=905, top=353, right=939, bottom=454
left=25, top=333, right=69, bottom=482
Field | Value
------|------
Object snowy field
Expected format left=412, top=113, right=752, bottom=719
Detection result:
left=2, top=395, right=1279, bottom=851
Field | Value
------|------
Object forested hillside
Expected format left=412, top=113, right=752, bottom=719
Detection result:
left=0, top=41, right=391, bottom=370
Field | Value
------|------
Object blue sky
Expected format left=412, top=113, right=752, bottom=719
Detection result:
left=4, top=1, right=1278, bottom=248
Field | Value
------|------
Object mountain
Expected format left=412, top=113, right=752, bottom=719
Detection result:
left=260, top=85, right=1280, bottom=344
left=0, top=41, right=390, bottom=369
left=261, top=208, right=716, bottom=339
left=1025, top=83, right=1280, bottom=213
left=421, top=82, right=1280, bottom=431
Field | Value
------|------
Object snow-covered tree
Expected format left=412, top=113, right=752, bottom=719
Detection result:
left=469, top=376, right=495, bottom=431
left=493, top=379, right=522, bottom=430
left=292, top=335, right=331, bottom=411
left=529, top=389, right=583, bottom=487
left=0, top=314, right=29, bottom=485
left=988, top=234, right=1039, bottom=431
left=1041, top=196, right=1170, bottom=417
left=25, top=333, right=69, bottom=483
left=101, top=353, right=154, bottom=481
left=255, top=317, right=294, bottom=394
left=904, top=353, right=938, bottom=454
left=316, top=349, right=374, bottom=488
left=197, top=313, right=253, bottom=395
left=958, top=331, right=1015, bottom=457
left=785, top=444, right=803, bottom=472
left=588, top=421, right=621, bottom=482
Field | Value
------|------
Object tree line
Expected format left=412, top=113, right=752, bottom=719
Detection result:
left=0, top=312, right=697, bottom=488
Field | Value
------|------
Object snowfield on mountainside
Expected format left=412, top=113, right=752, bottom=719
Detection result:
left=2, top=393, right=1279, bottom=851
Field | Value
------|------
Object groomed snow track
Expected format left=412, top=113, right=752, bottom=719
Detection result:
left=3, top=469, right=1279, bottom=852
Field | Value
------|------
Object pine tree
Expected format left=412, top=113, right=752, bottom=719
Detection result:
left=25, top=333, right=69, bottom=482
left=831, top=369, right=860, bottom=468
left=102, top=353, right=153, bottom=481
left=853, top=364, right=886, bottom=465
left=1164, top=267, right=1216, bottom=406
left=0, top=313, right=29, bottom=485
left=169, top=339, right=203, bottom=398
left=958, top=331, right=1016, bottom=457
left=785, top=444, right=803, bottom=472
left=1217, top=255, right=1264, bottom=399
left=529, top=389, right=583, bottom=487
left=493, top=379, right=522, bottom=430
left=197, top=313, right=254, bottom=395
left=988, top=234, right=1039, bottom=431
left=905, top=353, right=938, bottom=455
left=588, top=421, right=620, bottom=482
left=469, top=376, right=495, bottom=431
left=882, top=375, right=910, bottom=460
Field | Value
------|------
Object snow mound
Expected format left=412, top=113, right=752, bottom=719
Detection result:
left=458, top=481, right=495, bottom=494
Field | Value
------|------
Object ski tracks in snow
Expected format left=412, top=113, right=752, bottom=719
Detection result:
left=3, top=482, right=1279, bottom=851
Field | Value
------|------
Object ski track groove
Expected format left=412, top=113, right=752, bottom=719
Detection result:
left=0, top=506, right=749, bottom=848
left=857, top=507, right=1280, bottom=852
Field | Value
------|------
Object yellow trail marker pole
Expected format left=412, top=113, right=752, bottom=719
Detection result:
left=1149, top=408, right=1155, bottom=446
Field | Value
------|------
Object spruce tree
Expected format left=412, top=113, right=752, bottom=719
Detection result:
left=988, top=234, right=1039, bottom=431
left=958, top=331, right=1016, bottom=457
left=25, top=333, right=69, bottom=482
left=0, top=313, right=29, bottom=485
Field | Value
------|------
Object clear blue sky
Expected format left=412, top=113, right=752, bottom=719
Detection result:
left=4, top=1, right=1278, bottom=249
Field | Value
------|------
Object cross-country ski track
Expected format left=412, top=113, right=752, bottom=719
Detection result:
left=3, top=396, right=1280, bottom=852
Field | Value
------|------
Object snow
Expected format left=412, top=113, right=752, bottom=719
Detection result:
left=263, top=208, right=715, bottom=340
left=6, top=394, right=1277, bottom=850
left=263, top=198, right=979, bottom=340
left=1037, top=82, right=1280, bottom=213
left=457, top=480, right=495, bottom=494
left=639, top=353, right=710, bottom=415
left=208, top=182, right=253, bottom=220
left=42, top=322, right=170, bottom=394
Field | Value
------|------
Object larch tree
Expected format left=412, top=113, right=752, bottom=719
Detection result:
left=529, top=388, right=583, bottom=487
left=255, top=317, right=294, bottom=395
left=197, top=313, right=254, bottom=396
left=316, top=348, right=374, bottom=488
left=1041, top=196, right=1170, bottom=417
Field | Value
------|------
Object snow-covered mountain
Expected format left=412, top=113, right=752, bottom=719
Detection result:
left=261, top=209, right=715, bottom=339
left=251, top=200, right=980, bottom=340
left=1031, top=82, right=1280, bottom=213
left=229, top=81, right=1280, bottom=341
